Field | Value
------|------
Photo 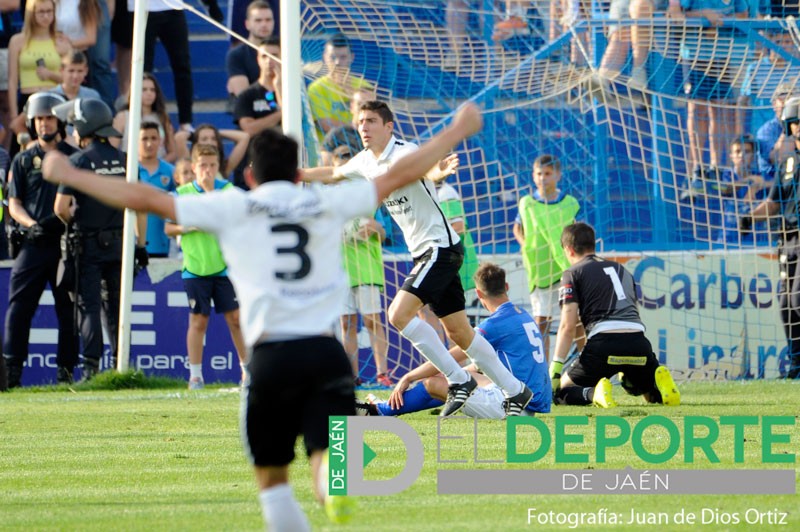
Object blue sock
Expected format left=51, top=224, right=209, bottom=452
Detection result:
left=376, top=384, right=444, bottom=416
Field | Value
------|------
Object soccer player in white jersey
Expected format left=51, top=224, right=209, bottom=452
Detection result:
left=40, top=104, right=484, bottom=532
left=335, top=100, right=533, bottom=416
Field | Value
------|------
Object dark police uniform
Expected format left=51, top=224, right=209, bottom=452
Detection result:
left=58, top=139, right=127, bottom=374
left=3, top=141, right=79, bottom=386
left=768, top=151, right=800, bottom=378
left=559, top=254, right=662, bottom=397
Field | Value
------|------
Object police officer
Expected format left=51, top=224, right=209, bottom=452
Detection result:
left=2, top=92, right=80, bottom=388
left=52, top=98, right=148, bottom=380
left=743, top=96, right=800, bottom=378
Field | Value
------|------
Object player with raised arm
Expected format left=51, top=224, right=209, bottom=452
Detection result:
left=550, top=222, right=681, bottom=408
left=41, top=104, right=483, bottom=531
left=335, top=100, right=534, bottom=417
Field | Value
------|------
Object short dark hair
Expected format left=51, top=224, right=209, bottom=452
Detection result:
left=247, top=0, right=272, bottom=17
left=327, top=32, right=350, bottom=50
left=533, top=154, right=561, bottom=173
left=359, top=100, right=393, bottom=124
left=247, top=129, right=298, bottom=184
left=140, top=120, right=161, bottom=134
left=729, top=134, right=757, bottom=152
left=474, top=263, right=507, bottom=298
left=561, top=222, right=596, bottom=255
left=62, top=50, right=88, bottom=66
left=260, top=35, right=281, bottom=48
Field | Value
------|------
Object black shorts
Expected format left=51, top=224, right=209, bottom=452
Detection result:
left=401, top=243, right=465, bottom=318
left=242, top=336, right=355, bottom=467
left=565, top=332, right=660, bottom=396
left=183, top=276, right=239, bottom=315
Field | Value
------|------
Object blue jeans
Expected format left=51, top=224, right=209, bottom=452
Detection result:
left=87, top=1, right=116, bottom=109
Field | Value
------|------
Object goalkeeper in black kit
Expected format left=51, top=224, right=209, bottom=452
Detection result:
left=741, top=96, right=800, bottom=379
left=548, top=222, right=681, bottom=407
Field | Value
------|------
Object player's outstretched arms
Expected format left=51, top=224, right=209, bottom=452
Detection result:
left=42, top=151, right=177, bottom=221
left=375, top=103, right=482, bottom=201
left=301, top=166, right=344, bottom=183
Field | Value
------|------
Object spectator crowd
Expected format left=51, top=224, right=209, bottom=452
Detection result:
left=1, top=0, right=800, bottom=392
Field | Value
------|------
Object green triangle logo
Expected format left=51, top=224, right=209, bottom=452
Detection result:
left=363, top=442, right=377, bottom=468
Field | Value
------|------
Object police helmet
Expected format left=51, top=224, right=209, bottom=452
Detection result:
left=781, top=96, right=800, bottom=136
left=52, top=97, right=122, bottom=139
left=24, top=91, right=67, bottom=140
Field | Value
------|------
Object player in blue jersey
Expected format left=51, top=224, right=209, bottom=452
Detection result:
left=358, top=263, right=552, bottom=418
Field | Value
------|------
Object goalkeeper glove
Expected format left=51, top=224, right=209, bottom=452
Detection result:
left=549, top=359, right=564, bottom=395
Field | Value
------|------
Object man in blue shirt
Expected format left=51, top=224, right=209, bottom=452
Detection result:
left=138, top=121, right=175, bottom=257
left=358, top=262, right=551, bottom=417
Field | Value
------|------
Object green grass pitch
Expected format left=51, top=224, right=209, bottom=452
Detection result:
left=1, top=379, right=798, bottom=531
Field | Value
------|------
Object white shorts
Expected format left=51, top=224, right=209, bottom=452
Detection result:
left=529, top=283, right=560, bottom=320
left=0, top=49, right=8, bottom=90
left=462, top=384, right=507, bottom=419
left=343, top=285, right=384, bottom=316
left=461, top=384, right=536, bottom=419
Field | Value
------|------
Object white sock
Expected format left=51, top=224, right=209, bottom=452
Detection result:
left=258, top=484, right=310, bottom=532
left=465, top=332, right=524, bottom=396
left=189, top=364, right=203, bottom=380
left=401, top=317, right=469, bottom=384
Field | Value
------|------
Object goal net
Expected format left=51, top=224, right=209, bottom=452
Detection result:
left=297, top=1, right=798, bottom=383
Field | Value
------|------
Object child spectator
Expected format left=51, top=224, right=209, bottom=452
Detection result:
left=53, top=51, right=101, bottom=101
left=8, top=51, right=99, bottom=145
left=513, top=154, right=582, bottom=359
left=164, top=144, right=247, bottom=388
left=173, top=158, right=194, bottom=186
left=333, top=142, right=393, bottom=387
left=174, top=124, right=250, bottom=186
left=716, top=136, right=772, bottom=244
left=137, top=121, right=175, bottom=257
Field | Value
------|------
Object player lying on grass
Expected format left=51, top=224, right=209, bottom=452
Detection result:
left=549, top=222, right=681, bottom=408
left=41, top=103, right=484, bottom=531
left=357, top=262, right=551, bottom=418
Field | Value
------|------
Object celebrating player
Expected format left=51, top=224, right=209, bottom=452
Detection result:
left=335, top=100, right=534, bottom=417
left=550, top=222, right=681, bottom=408
left=41, top=103, right=484, bottom=531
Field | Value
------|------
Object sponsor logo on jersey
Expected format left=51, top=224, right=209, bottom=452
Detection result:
left=384, top=196, right=409, bottom=207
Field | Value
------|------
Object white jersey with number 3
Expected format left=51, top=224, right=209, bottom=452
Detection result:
left=337, top=135, right=459, bottom=257
left=175, top=180, right=378, bottom=346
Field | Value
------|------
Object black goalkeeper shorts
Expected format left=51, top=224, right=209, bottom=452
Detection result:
left=566, top=332, right=660, bottom=396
